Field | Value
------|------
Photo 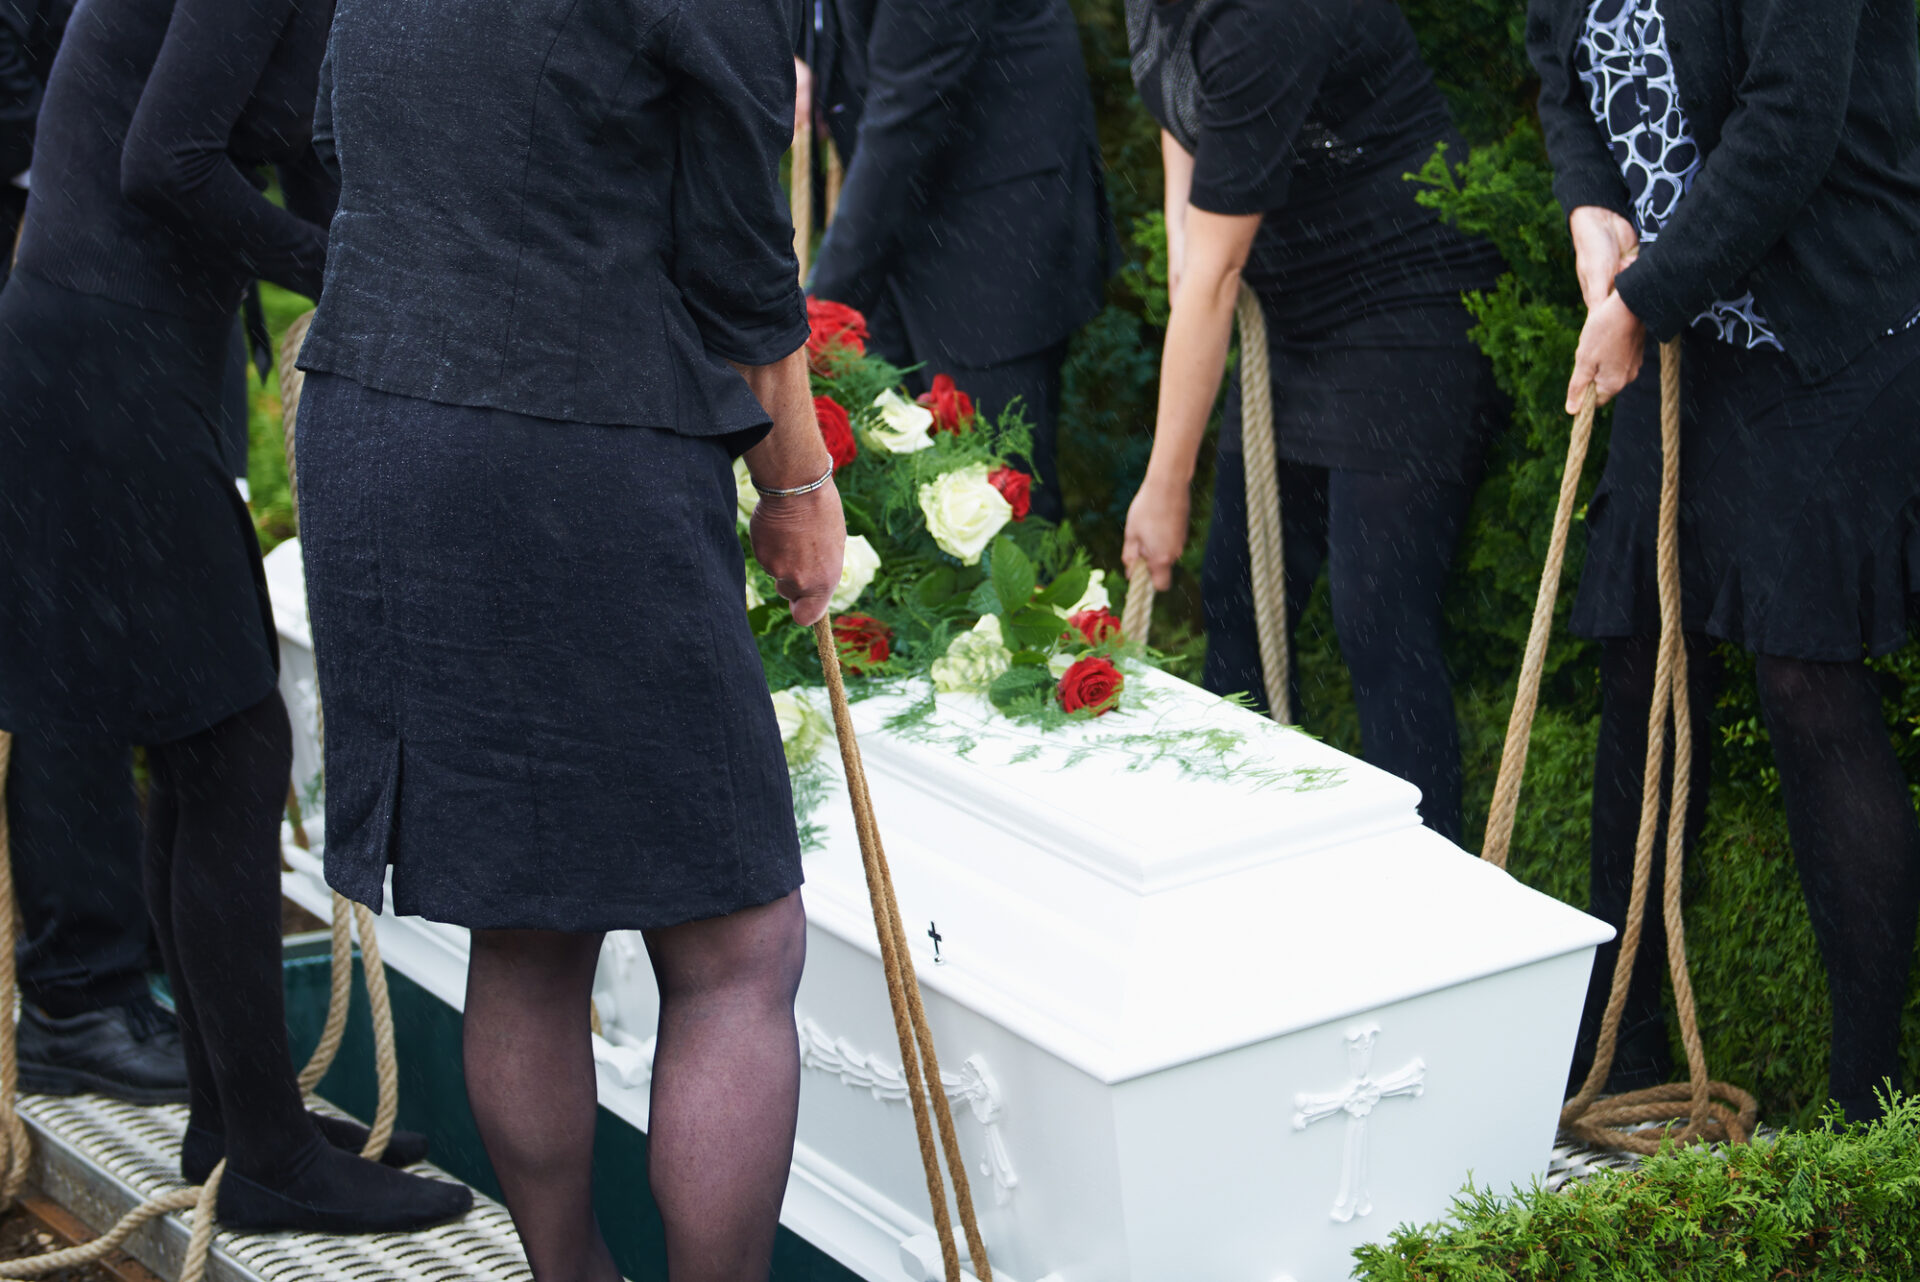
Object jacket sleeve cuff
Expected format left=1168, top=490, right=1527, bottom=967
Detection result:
left=1613, top=255, right=1692, bottom=344
left=700, top=297, right=811, bottom=368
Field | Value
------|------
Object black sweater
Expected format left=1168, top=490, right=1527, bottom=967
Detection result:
left=1529, top=0, right=1920, bottom=381
left=15, top=0, right=334, bottom=319
left=0, top=0, right=71, bottom=181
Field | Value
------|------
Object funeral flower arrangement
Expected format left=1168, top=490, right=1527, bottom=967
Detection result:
left=743, top=299, right=1142, bottom=769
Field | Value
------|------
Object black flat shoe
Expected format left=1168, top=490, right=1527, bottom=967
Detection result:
left=17, top=996, right=190, bottom=1106
left=182, top=1114, right=432, bottom=1184
left=217, top=1140, right=472, bottom=1234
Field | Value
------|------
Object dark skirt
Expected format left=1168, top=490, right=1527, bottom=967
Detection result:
left=1572, top=324, right=1920, bottom=660
left=1227, top=299, right=1503, bottom=483
left=294, top=373, right=802, bottom=932
left=0, top=271, right=278, bottom=742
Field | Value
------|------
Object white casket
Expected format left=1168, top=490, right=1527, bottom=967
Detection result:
left=263, top=539, right=1612, bottom=1282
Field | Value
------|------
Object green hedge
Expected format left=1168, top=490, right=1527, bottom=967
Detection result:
left=1353, top=1099, right=1920, bottom=1281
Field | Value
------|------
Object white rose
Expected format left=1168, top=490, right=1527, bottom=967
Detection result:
left=733, top=458, right=760, bottom=526
left=868, top=389, right=935, bottom=454
left=1061, top=569, right=1110, bottom=616
left=930, top=614, right=1012, bottom=694
left=831, top=535, right=881, bottom=612
left=917, top=463, right=1014, bottom=565
left=769, top=686, right=828, bottom=768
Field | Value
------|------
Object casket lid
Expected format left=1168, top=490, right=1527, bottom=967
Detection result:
left=801, top=670, right=1613, bottom=1082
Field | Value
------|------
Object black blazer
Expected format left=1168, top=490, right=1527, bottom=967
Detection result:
left=805, top=0, right=1115, bottom=367
left=1529, top=0, right=1920, bottom=381
left=300, top=0, right=807, bottom=437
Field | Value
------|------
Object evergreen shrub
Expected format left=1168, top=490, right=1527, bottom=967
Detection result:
left=1351, top=1098, right=1920, bottom=1281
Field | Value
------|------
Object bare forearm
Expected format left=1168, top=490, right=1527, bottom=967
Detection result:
left=734, top=350, right=832, bottom=489
left=1145, top=260, right=1240, bottom=491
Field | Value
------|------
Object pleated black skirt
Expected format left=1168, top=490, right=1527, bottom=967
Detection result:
left=294, top=372, right=802, bottom=931
left=0, top=271, right=278, bottom=742
left=1572, top=323, right=1920, bottom=660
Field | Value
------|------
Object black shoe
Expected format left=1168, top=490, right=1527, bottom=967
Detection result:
left=182, top=1114, right=432, bottom=1184
left=217, top=1139, right=473, bottom=1233
left=17, top=996, right=190, bottom=1105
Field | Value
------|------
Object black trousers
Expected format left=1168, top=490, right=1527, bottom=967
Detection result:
left=6, top=728, right=153, bottom=1016
left=1202, top=453, right=1477, bottom=843
left=870, top=310, right=1068, bottom=524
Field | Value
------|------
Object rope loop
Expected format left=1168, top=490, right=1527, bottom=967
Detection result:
left=1486, top=340, right=1757, bottom=1152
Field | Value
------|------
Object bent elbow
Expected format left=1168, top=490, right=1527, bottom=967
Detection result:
left=118, top=135, right=203, bottom=222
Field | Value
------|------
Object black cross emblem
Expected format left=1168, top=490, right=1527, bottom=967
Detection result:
left=927, top=921, right=943, bottom=963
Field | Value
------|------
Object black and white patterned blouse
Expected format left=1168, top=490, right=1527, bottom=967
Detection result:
left=1574, top=0, right=1781, bottom=350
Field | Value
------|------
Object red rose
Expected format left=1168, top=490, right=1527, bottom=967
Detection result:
left=1058, top=655, right=1124, bottom=716
left=1066, top=607, right=1122, bottom=646
left=814, top=395, right=857, bottom=470
left=807, top=298, right=868, bottom=370
left=987, top=466, right=1031, bottom=522
left=833, top=615, right=893, bottom=674
left=916, top=373, right=976, bottom=435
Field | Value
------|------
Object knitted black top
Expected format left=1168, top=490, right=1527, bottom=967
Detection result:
left=15, top=0, right=334, bottom=319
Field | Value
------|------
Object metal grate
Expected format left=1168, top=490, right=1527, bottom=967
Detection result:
left=18, top=1093, right=533, bottom=1282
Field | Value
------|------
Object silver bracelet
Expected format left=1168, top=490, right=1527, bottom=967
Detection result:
left=752, top=463, right=835, bottom=499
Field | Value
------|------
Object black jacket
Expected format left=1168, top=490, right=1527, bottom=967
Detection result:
left=1529, top=0, right=1920, bottom=381
left=0, top=0, right=69, bottom=180
left=805, top=0, right=1115, bottom=366
left=300, top=0, right=807, bottom=437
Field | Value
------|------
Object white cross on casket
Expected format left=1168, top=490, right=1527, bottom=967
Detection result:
left=1293, top=1024, right=1427, bottom=1222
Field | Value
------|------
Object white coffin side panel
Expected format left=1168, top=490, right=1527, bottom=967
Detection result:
left=264, top=538, right=1612, bottom=1282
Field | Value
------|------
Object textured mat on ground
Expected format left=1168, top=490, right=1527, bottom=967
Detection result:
left=18, top=1092, right=529, bottom=1282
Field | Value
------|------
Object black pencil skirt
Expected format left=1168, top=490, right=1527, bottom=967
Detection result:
left=1573, top=323, right=1920, bottom=660
left=0, top=271, right=278, bottom=743
left=294, top=372, right=803, bottom=932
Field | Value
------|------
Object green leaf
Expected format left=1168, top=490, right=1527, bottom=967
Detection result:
left=1003, top=605, right=1068, bottom=652
left=1037, top=562, right=1091, bottom=611
left=988, top=538, right=1037, bottom=615
left=965, top=579, right=1001, bottom=618
left=842, top=498, right=882, bottom=541
left=986, top=664, right=1052, bottom=717
left=915, top=566, right=960, bottom=609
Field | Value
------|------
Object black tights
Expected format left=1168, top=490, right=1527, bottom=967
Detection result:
left=1205, top=457, right=1475, bottom=841
left=1758, top=655, right=1920, bottom=1120
left=145, top=692, right=316, bottom=1179
left=1578, top=636, right=1920, bottom=1119
left=147, top=692, right=470, bottom=1229
left=465, top=891, right=806, bottom=1282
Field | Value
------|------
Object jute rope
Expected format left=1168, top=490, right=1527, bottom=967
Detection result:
left=1120, top=284, right=1290, bottom=727
left=812, top=619, right=991, bottom=1282
left=793, top=118, right=813, bottom=285
left=1234, top=286, right=1290, bottom=723
left=1483, top=340, right=1756, bottom=1153
left=0, top=314, right=402, bottom=1279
